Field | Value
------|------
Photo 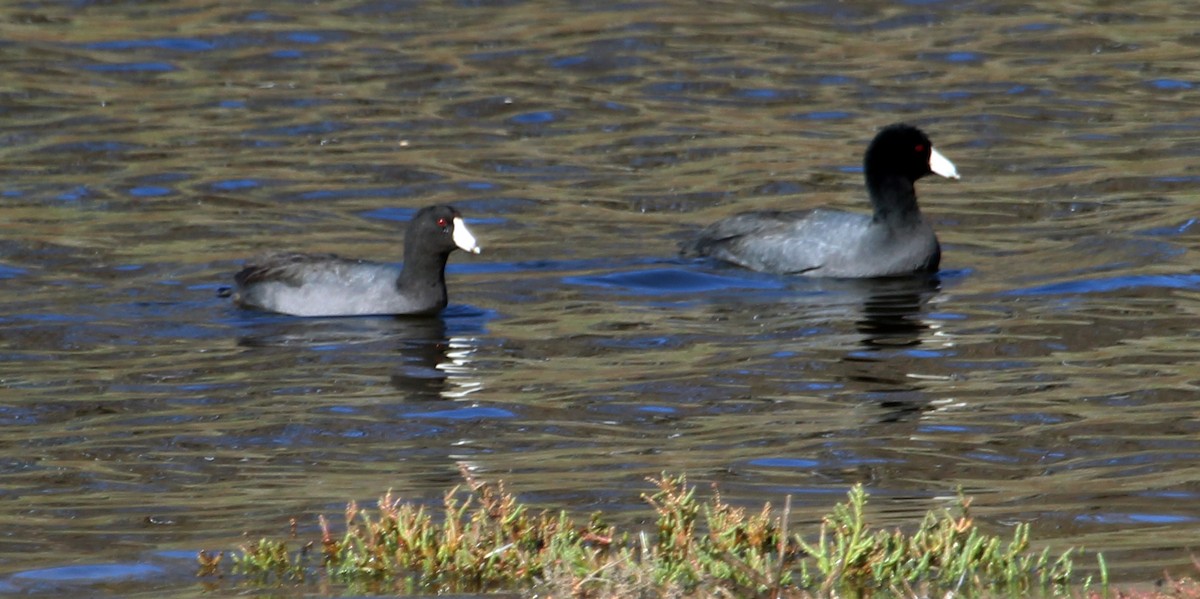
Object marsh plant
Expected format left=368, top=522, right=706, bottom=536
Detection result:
left=202, top=466, right=1104, bottom=597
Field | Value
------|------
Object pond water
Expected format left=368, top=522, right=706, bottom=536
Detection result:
left=2, top=0, right=1199, bottom=595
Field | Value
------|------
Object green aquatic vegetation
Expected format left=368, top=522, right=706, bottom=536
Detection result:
left=206, top=467, right=1104, bottom=597
left=796, top=484, right=1090, bottom=597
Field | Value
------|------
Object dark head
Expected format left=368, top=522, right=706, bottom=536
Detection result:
left=406, top=204, right=481, bottom=257
left=864, top=123, right=959, bottom=184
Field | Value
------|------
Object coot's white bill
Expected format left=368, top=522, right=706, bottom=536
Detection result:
left=929, top=147, right=959, bottom=180
left=453, top=217, right=481, bottom=254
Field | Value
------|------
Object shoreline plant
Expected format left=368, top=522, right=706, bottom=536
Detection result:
left=199, top=466, right=1108, bottom=597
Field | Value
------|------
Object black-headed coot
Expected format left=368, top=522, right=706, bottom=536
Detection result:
left=233, top=204, right=481, bottom=317
left=683, top=123, right=958, bottom=277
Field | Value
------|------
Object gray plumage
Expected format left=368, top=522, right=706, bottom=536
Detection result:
left=233, top=205, right=480, bottom=317
left=682, top=124, right=958, bottom=278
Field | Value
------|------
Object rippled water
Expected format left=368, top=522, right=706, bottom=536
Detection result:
left=2, top=0, right=1199, bottom=595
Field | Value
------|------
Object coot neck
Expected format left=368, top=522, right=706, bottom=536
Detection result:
left=867, top=173, right=922, bottom=224
left=397, top=237, right=451, bottom=293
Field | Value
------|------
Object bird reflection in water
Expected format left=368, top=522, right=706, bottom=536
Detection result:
left=849, top=273, right=942, bottom=351
left=832, top=273, right=950, bottom=424
left=235, top=314, right=482, bottom=402
left=390, top=330, right=482, bottom=401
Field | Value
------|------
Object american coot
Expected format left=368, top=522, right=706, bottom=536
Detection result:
left=233, top=204, right=481, bottom=317
left=682, top=123, right=959, bottom=278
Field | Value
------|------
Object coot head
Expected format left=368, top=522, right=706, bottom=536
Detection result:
left=406, top=204, right=481, bottom=258
left=866, top=123, right=959, bottom=184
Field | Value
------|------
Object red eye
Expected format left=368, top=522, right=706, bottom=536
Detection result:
left=914, top=144, right=925, bottom=153
left=437, top=217, right=449, bottom=227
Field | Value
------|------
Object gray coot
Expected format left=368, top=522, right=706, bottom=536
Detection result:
left=683, top=123, right=959, bottom=277
left=233, top=204, right=481, bottom=317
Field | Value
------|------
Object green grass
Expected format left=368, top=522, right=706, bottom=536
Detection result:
left=199, top=467, right=1108, bottom=597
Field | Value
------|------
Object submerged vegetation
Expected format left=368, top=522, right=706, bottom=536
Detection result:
left=200, top=466, right=1109, bottom=597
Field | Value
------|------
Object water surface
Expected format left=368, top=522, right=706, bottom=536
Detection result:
left=2, top=0, right=1200, bottom=595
